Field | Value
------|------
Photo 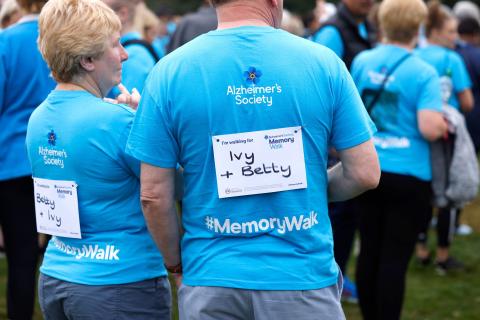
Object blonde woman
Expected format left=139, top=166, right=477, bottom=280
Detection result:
left=27, top=0, right=170, bottom=318
left=351, top=0, right=447, bottom=318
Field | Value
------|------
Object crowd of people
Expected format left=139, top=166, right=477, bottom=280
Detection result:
left=0, top=0, right=478, bottom=319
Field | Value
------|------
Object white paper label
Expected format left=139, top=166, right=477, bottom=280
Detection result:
left=33, top=178, right=81, bottom=239
left=212, top=126, right=307, bottom=198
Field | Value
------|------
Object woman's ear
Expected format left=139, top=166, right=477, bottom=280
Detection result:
left=79, top=56, right=96, bottom=72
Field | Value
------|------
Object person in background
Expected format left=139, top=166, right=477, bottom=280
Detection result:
left=453, top=16, right=480, bottom=237
left=457, top=17, right=480, bottom=151
left=166, top=0, right=217, bottom=53
left=417, top=0, right=473, bottom=113
left=152, top=5, right=176, bottom=58
left=317, top=0, right=337, bottom=23
left=133, top=0, right=163, bottom=48
left=311, top=0, right=377, bottom=303
left=351, top=0, right=447, bottom=317
left=136, top=2, right=164, bottom=58
left=453, top=1, right=480, bottom=25
left=415, top=0, right=474, bottom=274
left=0, top=0, right=21, bottom=29
left=104, top=0, right=159, bottom=97
left=27, top=0, right=171, bottom=318
left=281, top=9, right=304, bottom=37
left=0, top=0, right=55, bottom=318
left=312, top=0, right=376, bottom=69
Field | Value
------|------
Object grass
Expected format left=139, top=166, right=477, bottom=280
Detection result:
left=342, top=233, right=480, bottom=320
left=0, top=202, right=479, bottom=319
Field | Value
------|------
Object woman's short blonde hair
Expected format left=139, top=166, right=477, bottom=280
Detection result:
left=379, top=0, right=428, bottom=43
left=38, top=0, right=121, bottom=83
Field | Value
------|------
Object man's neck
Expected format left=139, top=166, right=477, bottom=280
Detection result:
left=216, top=2, right=276, bottom=30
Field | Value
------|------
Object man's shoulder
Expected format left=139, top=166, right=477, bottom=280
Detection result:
left=168, top=29, right=334, bottom=58
left=408, top=55, right=439, bottom=84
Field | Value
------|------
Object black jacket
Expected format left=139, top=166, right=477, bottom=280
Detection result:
left=319, top=3, right=377, bottom=69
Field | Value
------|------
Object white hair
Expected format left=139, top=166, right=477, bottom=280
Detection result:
left=453, top=1, right=480, bottom=23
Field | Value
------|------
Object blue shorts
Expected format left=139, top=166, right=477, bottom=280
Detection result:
left=38, top=273, right=171, bottom=320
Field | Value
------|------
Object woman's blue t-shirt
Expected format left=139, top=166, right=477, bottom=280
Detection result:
left=26, top=90, right=166, bottom=285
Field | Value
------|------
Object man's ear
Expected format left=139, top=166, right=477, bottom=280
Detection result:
left=79, top=56, right=95, bottom=72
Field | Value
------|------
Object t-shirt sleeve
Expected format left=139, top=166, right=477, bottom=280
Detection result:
left=417, top=66, right=443, bottom=112
left=126, top=73, right=179, bottom=168
left=451, top=53, right=472, bottom=93
left=312, top=26, right=344, bottom=59
left=118, top=117, right=141, bottom=178
left=329, top=59, right=376, bottom=150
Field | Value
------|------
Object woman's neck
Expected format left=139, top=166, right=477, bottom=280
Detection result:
left=56, top=77, right=103, bottom=98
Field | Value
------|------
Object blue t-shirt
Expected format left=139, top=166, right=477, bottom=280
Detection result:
left=312, top=23, right=368, bottom=59
left=416, top=44, right=472, bottom=109
left=26, top=90, right=166, bottom=285
left=110, top=32, right=157, bottom=97
left=351, top=44, right=443, bottom=181
left=126, top=26, right=374, bottom=290
left=152, top=37, right=168, bottom=58
left=0, top=18, right=56, bottom=181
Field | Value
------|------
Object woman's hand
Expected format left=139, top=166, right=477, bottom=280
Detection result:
left=104, top=83, right=141, bottom=110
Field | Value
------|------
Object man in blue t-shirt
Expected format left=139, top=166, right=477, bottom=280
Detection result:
left=126, top=0, right=380, bottom=318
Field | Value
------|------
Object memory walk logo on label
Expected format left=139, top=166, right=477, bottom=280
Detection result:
left=38, top=129, right=68, bottom=169
left=53, top=238, right=120, bottom=261
left=205, top=211, right=319, bottom=235
left=226, top=66, right=282, bottom=107
left=264, top=131, right=296, bottom=150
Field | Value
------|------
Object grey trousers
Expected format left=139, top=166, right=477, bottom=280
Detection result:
left=178, top=274, right=345, bottom=320
left=38, top=273, right=171, bottom=320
